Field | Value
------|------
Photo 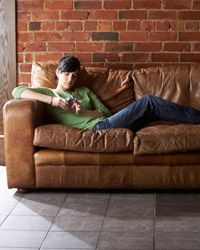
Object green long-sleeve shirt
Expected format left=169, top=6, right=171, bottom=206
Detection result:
left=12, top=86, right=111, bottom=130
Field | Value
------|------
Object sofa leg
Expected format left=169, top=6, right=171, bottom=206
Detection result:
left=17, top=188, right=31, bottom=194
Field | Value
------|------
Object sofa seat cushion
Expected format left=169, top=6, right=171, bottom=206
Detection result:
left=134, top=124, right=200, bottom=155
left=33, top=124, right=134, bottom=153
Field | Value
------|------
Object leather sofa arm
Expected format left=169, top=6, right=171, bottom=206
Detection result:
left=3, top=99, right=45, bottom=189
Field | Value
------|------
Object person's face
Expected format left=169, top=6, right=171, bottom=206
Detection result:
left=56, top=69, right=79, bottom=91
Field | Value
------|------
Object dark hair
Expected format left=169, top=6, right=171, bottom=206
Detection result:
left=57, top=56, right=81, bottom=73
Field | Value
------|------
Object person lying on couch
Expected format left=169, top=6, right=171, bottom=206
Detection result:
left=12, top=56, right=200, bottom=132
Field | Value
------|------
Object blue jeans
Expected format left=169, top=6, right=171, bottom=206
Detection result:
left=93, top=95, right=200, bottom=132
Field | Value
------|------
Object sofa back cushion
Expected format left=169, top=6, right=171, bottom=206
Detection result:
left=132, top=64, right=200, bottom=109
left=31, top=63, right=135, bottom=114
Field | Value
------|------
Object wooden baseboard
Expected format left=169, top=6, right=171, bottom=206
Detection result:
left=0, top=136, right=5, bottom=165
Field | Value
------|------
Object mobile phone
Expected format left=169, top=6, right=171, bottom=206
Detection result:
left=66, top=97, right=75, bottom=108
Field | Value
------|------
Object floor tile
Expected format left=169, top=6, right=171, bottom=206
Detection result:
left=102, top=217, right=153, bottom=232
left=58, top=199, right=108, bottom=217
left=156, top=193, right=200, bottom=205
left=155, top=232, right=200, bottom=250
left=98, top=231, right=153, bottom=250
left=106, top=200, right=155, bottom=218
left=110, top=193, right=155, bottom=204
left=0, top=200, right=19, bottom=216
left=42, top=231, right=99, bottom=249
left=0, top=215, right=7, bottom=225
left=0, top=248, right=38, bottom=250
left=0, top=230, right=47, bottom=248
left=156, top=203, right=200, bottom=217
left=0, top=215, right=53, bottom=231
left=51, top=214, right=104, bottom=231
left=66, top=192, right=110, bottom=202
left=156, top=216, right=200, bottom=233
left=11, top=192, right=67, bottom=216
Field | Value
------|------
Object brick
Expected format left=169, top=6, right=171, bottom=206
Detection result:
left=42, top=22, right=56, bottom=31
left=164, top=42, right=191, bottom=51
left=105, top=63, right=133, bottom=70
left=17, top=0, right=44, bottom=10
left=120, top=32, right=148, bottom=41
left=17, top=43, right=24, bottom=53
left=19, top=64, right=32, bottom=72
left=74, top=53, right=92, bottom=62
left=150, top=32, right=177, bottom=41
left=45, top=0, right=72, bottom=10
left=92, top=32, right=119, bottom=41
left=148, top=11, right=177, bottom=19
left=90, top=10, right=117, bottom=19
left=104, top=0, right=131, bottom=9
left=119, top=10, right=147, bottom=19
left=133, top=0, right=161, bottom=9
left=17, top=22, right=27, bottom=31
left=178, top=11, right=200, bottom=20
left=76, top=42, right=103, bottom=52
left=141, top=21, right=155, bottom=31
left=84, top=21, right=98, bottom=31
left=122, top=53, right=150, bottom=62
left=113, top=21, right=126, bottom=31
left=26, top=42, right=46, bottom=51
left=180, top=53, right=200, bottom=62
left=134, top=42, right=162, bottom=51
left=152, top=53, right=179, bottom=62
left=64, top=32, right=90, bottom=41
left=105, top=42, right=133, bottom=52
left=193, top=43, right=200, bottom=51
left=35, top=52, right=63, bottom=62
left=17, top=11, right=31, bottom=21
left=25, top=53, right=34, bottom=63
left=193, top=1, right=200, bottom=9
left=18, top=33, right=33, bottom=43
left=56, top=21, right=69, bottom=30
left=98, top=21, right=112, bottom=31
left=185, top=22, right=199, bottom=31
left=127, top=21, right=141, bottom=30
left=61, top=11, right=89, bottom=20
left=93, top=53, right=120, bottom=62
left=156, top=21, right=171, bottom=31
left=32, top=11, right=59, bottom=20
left=34, top=32, right=62, bottom=41
left=163, top=0, right=192, bottom=9
left=135, top=63, right=161, bottom=69
left=17, top=54, right=23, bottom=63
left=29, top=22, right=41, bottom=31
left=179, top=32, right=200, bottom=41
left=75, top=1, right=102, bottom=9
left=69, top=21, right=83, bottom=31
left=48, top=42, right=74, bottom=51
left=18, top=73, right=31, bottom=84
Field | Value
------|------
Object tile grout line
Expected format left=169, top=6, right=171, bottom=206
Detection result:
left=153, top=192, right=156, bottom=250
left=95, top=192, right=111, bottom=250
left=38, top=192, right=68, bottom=250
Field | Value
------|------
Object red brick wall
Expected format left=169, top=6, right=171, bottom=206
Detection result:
left=17, top=0, right=200, bottom=85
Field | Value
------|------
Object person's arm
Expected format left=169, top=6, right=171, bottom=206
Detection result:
left=12, top=86, right=69, bottom=111
left=72, top=88, right=111, bottom=118
left=20, top=89, right=53, bottom=105
left=87, top=88, right=111, bottom=117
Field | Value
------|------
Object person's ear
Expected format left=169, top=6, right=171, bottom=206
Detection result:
left=56, top=68, right=61, bottom=78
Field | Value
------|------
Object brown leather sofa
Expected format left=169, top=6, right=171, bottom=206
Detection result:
left=3, top=63, right=200, bottom=190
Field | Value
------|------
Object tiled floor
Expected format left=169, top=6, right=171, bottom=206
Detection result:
left=1, top=165, right=200, bottom=250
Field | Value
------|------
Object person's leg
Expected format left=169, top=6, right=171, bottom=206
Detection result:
left=93, top=95, right=200, bottom=131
